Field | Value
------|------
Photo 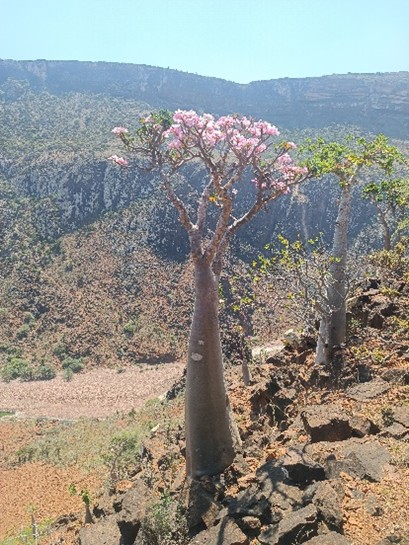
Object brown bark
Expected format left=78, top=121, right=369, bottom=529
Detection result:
left=185, top=258, right=235, bottom=477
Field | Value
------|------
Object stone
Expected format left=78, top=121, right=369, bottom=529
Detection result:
left=380, top=422, right=409, bottom=439
left=346, top=379, right=390, bottom=401
left=279, top=447, right=326, bottom=486
left=116, top=480, right=150, bottom=544
left=303, top=533, right=352, bottom=544
left=256, top=461, right=303, bottom=512
left=190, top=517, right=249, bottom=545
left=368, top=312, right=385, bottom=329
left=379, top=301, right=398, bottom=317
left=258, top=504, right=318, bottom=545
left=393, top=406, right=409, bottom=428
left=325, top=442, right=391, bottom=482
left=79, top=515, right=121, bottom=545
left=252, top=342, right=285, bottom=361
left=282, top=329, right=302, bottom=348
left=349, top=415, right=379, bottom=437
left=185, top=480, right=222, bottom=530
left=303, top=481, right=344, bottom=531
left=236, top=515, right=261, bottom=534
left=376, top=536, right=409, bottom=545
left=382, top=368, right=409, bottom=384
left=227, top=484, right=270, bottom=521
left=365, top=494, right=384, bottom=516
left=301, top=407, right=354, bottom=442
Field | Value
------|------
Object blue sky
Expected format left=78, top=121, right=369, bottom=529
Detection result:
left=1, top=0, right=408, bottom=83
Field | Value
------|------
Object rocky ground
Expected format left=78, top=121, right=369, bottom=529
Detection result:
left=1, top=279, right=408, bottom=545
left=39, top=279, right=409, bottom=545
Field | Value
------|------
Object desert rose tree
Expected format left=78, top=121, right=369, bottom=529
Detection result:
left=110, top=110, right=308, bottom=477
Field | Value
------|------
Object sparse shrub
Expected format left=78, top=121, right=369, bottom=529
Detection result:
left=104, top=429, right=143, bottom=482
left=53, top=342, right=67, bottom=360
left=1, top=357, right=32, bottom=382
left=63, top=367, right=74, bottom=382
left=382, top=406, right=395, bottom=427
left=123, top=320, right=137, bottom=337
left=35, top=362, right=56, bottom=380
left=16, top=323, right=31, bottom=339
left=139, top=492, right=188, bottom=545
left=23, top=311, right=35, bottom=324
left=62, top=356, right=84, bottom=373
left=69, top=483, right=93, bottom=524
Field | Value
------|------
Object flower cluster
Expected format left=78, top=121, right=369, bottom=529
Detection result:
left=161, top=110, right=280, bottom=159
left=110, top=110, right=307, bottom=192
left=111, top=127, right=128, bottom=136
left=108, top=154, right=128, bottom=167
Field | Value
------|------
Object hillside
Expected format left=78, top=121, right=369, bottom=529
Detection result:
left=0, top=60, right=408, bottom=373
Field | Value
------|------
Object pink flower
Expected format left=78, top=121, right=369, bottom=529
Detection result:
left=173, top=110, right=200, bottom=128
left=111, top=127, right=128, bottom=136
left=108, top=155, right=129, bottom=167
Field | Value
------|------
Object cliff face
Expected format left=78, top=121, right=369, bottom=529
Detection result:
left=1, top=59, right=409, bottom=138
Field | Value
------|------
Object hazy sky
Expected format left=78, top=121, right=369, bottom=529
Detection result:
left=1, top=0, right=408, bottom=83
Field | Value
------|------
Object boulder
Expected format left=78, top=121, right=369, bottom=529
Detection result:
left=346, top=379, right=390, bottom=401
left=227, top=484, right=270, bottom=521
left=368, top=312, right=385, bottom=329
left=303, top=481, right=344, bottom=531
left=301, top=407, right=377, bottom=442
left=381, top=368, right=409, bottom=384
left=301, top=407, right=352, bottom=443
left=256, top=461, right=303, bottom=512
left=190, top=517, right=249, bottom=545
left=279, top=447, right=326, bottom=486
left=116, top=480, right=150, bottom=544
left=79, top=515, right=121, bottom=545
left=325, top=442, right=391, bottom=482
left=258, top=503, right=318, bottom=545
left=184, top=479, right=222, bottom=530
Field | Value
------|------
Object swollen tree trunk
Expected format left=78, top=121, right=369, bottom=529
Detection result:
left=185, top=258, right=235, bottom=477
left=316, top=182, right=352, bottom=364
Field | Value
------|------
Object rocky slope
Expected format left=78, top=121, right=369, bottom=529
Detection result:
left=43, top=276, right=409, bottom=545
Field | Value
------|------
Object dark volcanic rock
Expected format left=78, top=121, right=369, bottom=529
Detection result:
left=346, top=379, right=390, bottom=401
left=79, top=515, right=121, bottom=545
left=301, top=407, right=352, bottom=443
left=258, top=503, right=318, bottom=545
left=236, top=515, right=262, bottom=535
left=185, top=480, right=222, bottom=530
left=368, top=311, right=385, bottom=329
left=227, top=485, right=270, bottom=521
left=116, top=480, right=150, bottom=543
left=303, top=481, right=344, bottom=531
left=381, top=368, right=409, bottom=384
left=256, top=461, right=303, bottom=512
left=279, top=447, right=326, bottom=486
left=301, top=407, right=377, bottom=443
left=190, top=517, right=249, bottom=545
left=325, top=442, right=391, bottom=482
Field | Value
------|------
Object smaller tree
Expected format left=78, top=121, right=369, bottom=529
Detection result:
left=256, top=234, right=335, bottom=337
left=303, top=135, right=405, bottom=365
left=363, top=177, right=409, bottom=250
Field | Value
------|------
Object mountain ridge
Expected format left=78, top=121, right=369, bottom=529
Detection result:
left=1, top=59, right=409, bottom=138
